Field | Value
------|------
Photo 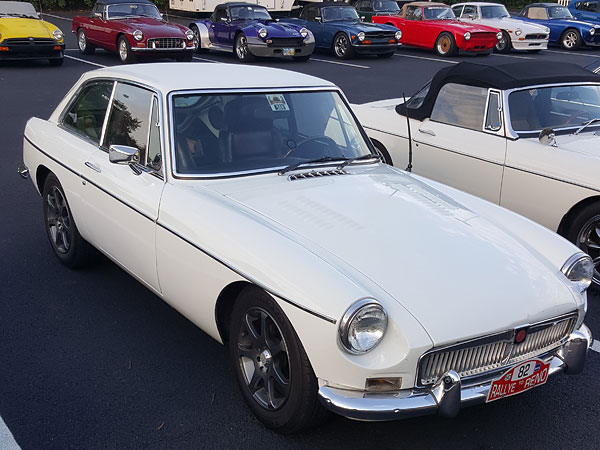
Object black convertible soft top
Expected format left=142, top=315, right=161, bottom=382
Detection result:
left=397, top=61, right=600, bottom=120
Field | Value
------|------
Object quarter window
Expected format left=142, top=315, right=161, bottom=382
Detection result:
left=485, top=91, right=502, bottom=131
left=431, top=83, right=488, bottom=131
left=147, top=97, right=162, bottom=172
left=62, top=81, right=113, bottom=144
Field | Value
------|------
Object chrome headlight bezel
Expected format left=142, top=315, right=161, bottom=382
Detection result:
left=300, top=27, right=309, bottom=38
left=185, top=29, right=194, bottom=40
left=464, top=31, right=471, bottom=41
left=561, top=253, right=594, bottom=293
left=133, top=30, right=143, bottom=41
left=52, top=29, right=64, bottom=41
left=395, top=30, right=402, bottom=40
left=590, top=28, right=596, bottom=36
left=258, top=27, right=268, bottom=39
left=339, top=299, right=388, bottom=355
left=515, top=28, right=522, bottom=36
left=357, top=31, right=366, bottom=42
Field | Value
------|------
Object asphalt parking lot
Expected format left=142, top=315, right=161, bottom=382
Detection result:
left=1, top=11, right=600, bottom=450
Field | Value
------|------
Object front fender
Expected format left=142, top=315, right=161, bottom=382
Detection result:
left=190, top=21, right=211, bottom=48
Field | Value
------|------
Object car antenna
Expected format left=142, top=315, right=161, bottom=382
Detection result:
left=403, top=92, right=413, bottom=173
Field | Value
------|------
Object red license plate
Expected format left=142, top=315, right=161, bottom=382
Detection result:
left=486, top=359, right=550, bottom=402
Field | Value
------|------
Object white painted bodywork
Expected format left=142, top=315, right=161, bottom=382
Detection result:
left=168, top=0, right=296, bottom=13
left=453, top=2, right=549, bottom=50
left=23, top=64, right=587, bottom=393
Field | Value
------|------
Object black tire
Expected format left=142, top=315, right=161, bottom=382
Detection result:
left=434, top=32, right=456, bottom=57
left=561, top=28, right=581, bottom=50
left=117, top=35, right=136, bottom=64
left=228, top=286, right=329, bottom=433
left=234, top=33, right=256, bottom=62
left=377, top=51, right=396, bottom=58
left=292, top=54, right=311, bottom=62
left=176, top=52, right=193, bottom=62
left=190, top=24, right=209, bottom=54
left=371, top=139, right=393, bottom=165
left=42, top=174, right=92, bottom=269
left=333, top=32, right=355, bottom=59
left=77, top=28, right=95, bottom=55
left=495, top=30, right=512, bottom=53
left=565, top=202, right=600, bottom=290
left=49, top=57, right=64, bottom=66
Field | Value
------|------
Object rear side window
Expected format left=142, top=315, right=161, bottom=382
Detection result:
left=431, top=83, right=488, bottom=131
left=62, top=81, right=114, bottom=144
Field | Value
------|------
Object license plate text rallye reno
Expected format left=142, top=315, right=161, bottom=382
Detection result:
left=487, top=359, right=550, bottom=402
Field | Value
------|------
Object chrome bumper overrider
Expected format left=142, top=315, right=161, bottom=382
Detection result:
left=17, top=163, right=29, bottom=179
left=318, top=324, right=592, bottom=421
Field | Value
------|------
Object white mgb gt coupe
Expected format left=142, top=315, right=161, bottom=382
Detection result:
left=20, top=63, right=593, bottom=433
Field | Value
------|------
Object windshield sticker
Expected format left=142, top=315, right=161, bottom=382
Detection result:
left=266, top=94, right=289, bottom=112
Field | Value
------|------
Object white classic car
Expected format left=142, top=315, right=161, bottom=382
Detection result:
left=353, top=61, right=600, bottom=291
left=451, top=2, right=550, bottom=52
left=20, top=63, right=593, bottom=433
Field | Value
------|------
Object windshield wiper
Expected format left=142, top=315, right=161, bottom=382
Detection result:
left=336, top=153, right=380, bottom=169
left=574, top=117, right=600, bottom=135
left=279, top=156, right=348, bottom=175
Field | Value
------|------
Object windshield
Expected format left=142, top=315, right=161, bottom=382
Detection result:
left=480, top=5, right=510, bottom=19
left=230, top=5, right=271, bottom=21
left=508, top=85, right=600, bottom=132
left=0, top=2, right=39, bottom=18
left=423, top=6, right=455, bottom=20
left=374, top=1, right=400, bottom=12
left=322, top=6, right=360, bottom=22
left=106, top=3, right=162, bottom=19
left=548, top=6, right=573, bottom=19
left=171, top=91, right=373, bottom=176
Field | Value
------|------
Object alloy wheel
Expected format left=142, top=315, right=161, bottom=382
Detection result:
left=437, top=36, right=451, bottom=55
left=192, top=26, right=200, bottom=49
left=496, top=36, right=507, bottom=52
left=236, top=35, right=249, bottom=60
left=563, top=31, right=578, bottom=49
left=237, top=307, right=291, bottom=410
left=119, top=39, right=129, bottom=62
left=46, top=186, right=72, bottom=254
left=576, top=214, right=600, bottom=286
left=334, top=34, right=348, bottom=58
left=78, top=31, right=86, bottom=51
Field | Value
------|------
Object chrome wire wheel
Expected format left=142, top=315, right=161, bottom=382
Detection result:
left=46, top=186, right=72, bottom=254
left=334, top=34, right=349, bottom=58
left=576, top=214, right=600, bottom=286
left=562, top=30, right=580, bottom=49
left=78, top=30, right=86, bottom=52
left=119, top=38, right=129, bottom=62
left=237, top=307, right=291, bottom=410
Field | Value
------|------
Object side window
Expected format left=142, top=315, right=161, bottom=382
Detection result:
left=306, top=8, right=317, bottom=21
left=62, top=81, right=113, bottom=144
left=214, top=7, right=228, bottom=22
left=451, top=5, right=463, bottom=17
left=405, top=6, right=421, bottom=20
left=92, top=3, right=104, bottom=17
left=431, top=83, right=488, bottom=131
left=485, top=91, right=502, bottom=132
left=527, top=7, right=548, bottom=19
left=462, top=5, right=478, bottom=18
left=147, top=97, right=162, bottom=172
left=103, top=83, right=154, bottom=165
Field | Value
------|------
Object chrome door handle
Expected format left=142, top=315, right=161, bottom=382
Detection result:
left=419, top=128, right=436, bottom=136
left=85, top=161, right=101, bottom=173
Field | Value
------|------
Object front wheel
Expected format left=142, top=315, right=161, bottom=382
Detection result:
left=566, top=202, right=600, bottom=290
left=434, top=32, right=456, bottom=57
left=228, top=287, right=328, bottom=433
left=234, top=33, right=255, bottom=62
left=333, top=32, right=355, bottom=59
left=495, top=31, right=512, bottom=53
left=191, top=25, right=209, bottom=54
left=118, top=36, right=136, bottom=64
left=561, top=29, right=581, bottom=50
left=77, top=29, right=95, bottom=55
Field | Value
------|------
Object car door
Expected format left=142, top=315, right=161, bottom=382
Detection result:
left=571, top=1, right=599, bottom=21
left=213, top=6, right=233, bottom=47
left=397, top=6, right=422, bottom=46
left=84, top=3, right=106, bottom=45
left=303, top=7, right=326, bottom=47
left=80, top=81, right=164, bottom=293
left=412, top=83, right=506, bottom=204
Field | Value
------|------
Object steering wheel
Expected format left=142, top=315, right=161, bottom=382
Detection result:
left=564, top=109, right=592, bottom=125
left=283, top=135, right=338, bottom=158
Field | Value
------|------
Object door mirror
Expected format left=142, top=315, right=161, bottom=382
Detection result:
left=109, top=145, right=139, bottom=164
left=538, top=127, right=557, bottom=146
left=221, top=16, right=230, bottom=22
left=315, top=16, right=322, bottom=22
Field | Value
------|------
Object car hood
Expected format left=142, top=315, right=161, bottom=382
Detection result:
left=0, top=18, right=52, bottom=39
left=424, top=19, right=497, bottom=32
left=326, top=20, right=395, bottom=32
left=550, top=131, right=600, bottom=158
left=111, top=18, right=186, bottom=36
left=214, top=165, right=578, bottom=345
left=241, top=20, right=304, bottom=36
left=471, top=17, right=548, bottom=33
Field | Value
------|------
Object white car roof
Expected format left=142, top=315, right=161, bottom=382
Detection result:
left=81, top=63, right=336, bottom=93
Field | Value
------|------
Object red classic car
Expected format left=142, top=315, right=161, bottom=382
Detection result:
left=372, top=2, right=501, bottom=56
left=73, top=0, right=195, bottom=64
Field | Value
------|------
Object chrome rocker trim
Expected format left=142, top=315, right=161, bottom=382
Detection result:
left=318, top=324, right=592, bottom=422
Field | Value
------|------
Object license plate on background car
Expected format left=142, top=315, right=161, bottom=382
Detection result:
left=283, top=48, right=295, bottom=56
left=486, top=359, right=550, bottom=402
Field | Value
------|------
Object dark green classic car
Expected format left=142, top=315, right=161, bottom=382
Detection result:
left=351, top=0, right=401, bottom=21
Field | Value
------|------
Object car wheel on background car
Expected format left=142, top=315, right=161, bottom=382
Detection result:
left=118, top=36, right=136, bottom=64
left=566, top=202, right=600, bottom=290
left=234, top=33, right=256, bottom=62
left=228, top=286, right=329, bottom=433
left=77, top=29, right=95, bottom=55
left=371, top=140, right=393, bottom=165
left=333, top=32, right=354, bottom=59
left=190, top=24, right=209, bottom=54
left=495, top=31, right=512, bottom=53
left=435, top=32, right=456, bottom=57
left=42, top=174, right=92, bottom=269
left=561, top=29, right=581, bottom=50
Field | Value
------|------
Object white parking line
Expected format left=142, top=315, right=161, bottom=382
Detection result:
left=193, top=56, right=219, bottom=63
left=64, top=54, right=107, bottom=68
left=394, top=53, right=457, bottom=64
left=592, top=340, right=600, bottom=353
left=545, top=49, right=599, bottom=57
left=310, top=58, right=370, bottom=69
left=0, top=416, right=22, bottom=450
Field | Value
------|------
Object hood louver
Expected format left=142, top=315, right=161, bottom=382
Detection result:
left=288, top=169, right=348, bottom=181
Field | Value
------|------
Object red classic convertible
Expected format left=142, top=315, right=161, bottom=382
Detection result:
left=372, top=2, right=501, bottom=56
left=73, top=0, right=195, bottom=63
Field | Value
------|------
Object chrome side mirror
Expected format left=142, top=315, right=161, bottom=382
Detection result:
left=109, top=145, right=139, bottom=164
left=315, top=16, right=322, bottom=22
left=93, top=12, right=102, bottom=18
left=539, top=128, right=557, bottom=147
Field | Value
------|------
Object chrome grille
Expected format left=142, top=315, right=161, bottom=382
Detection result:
left=524, top=33, right=547, bottom=40
left=147, top=38, right=185, bottom=49
left=4, top=38, right=55, bottom=46
left=365, top=31, right=396, bottom=40
left=418, top=313, right=577, bottom=386
left=288, top=169, right=348, bottom=180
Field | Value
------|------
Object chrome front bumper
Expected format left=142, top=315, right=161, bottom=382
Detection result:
left=318, top=323, right=592, bottom=421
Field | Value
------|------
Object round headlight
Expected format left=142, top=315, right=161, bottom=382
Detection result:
left=133, top=30, right=143, bottom=41
left=357, top=32, right=366, bottom=42
left=395, top=30, right=402, bottom=40
left=300, top=27, right=309, bottom=38
left=185, top=29, right=194, bottom=40
left=258, top=28, right=268, bottom=39
left=464, top=31, right=471, bottom=41
left=515, top=28, right=522, bottom=36
left=52, top=29, right=64, bottom=41
left=590, top=28, right=596, bottom=36
left=562, top=254, right=594, bottom=293
left=339, top=299, right=387, bottom=354
left=545, top=27, right=550, bottom=34
left=496, top=31, right=503, bottom=40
